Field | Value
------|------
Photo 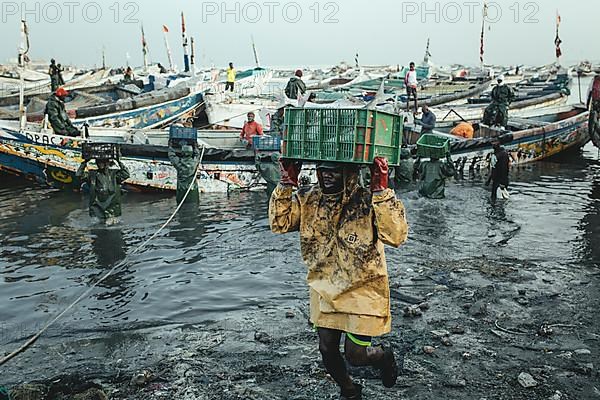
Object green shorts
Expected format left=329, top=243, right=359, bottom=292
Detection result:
left=315, top=325, right=372, bottom=347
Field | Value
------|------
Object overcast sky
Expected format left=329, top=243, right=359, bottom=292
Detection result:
left=0, top=0, right=597, bottom=69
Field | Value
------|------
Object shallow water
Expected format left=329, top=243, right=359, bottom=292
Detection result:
left=1, top=80, right=599, bottom=382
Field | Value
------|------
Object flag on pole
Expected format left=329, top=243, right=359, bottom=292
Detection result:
left=163, top=25, right=169, bottom=33
left=20, top=20, right=31, bottom=63
left=555, top=11, right=562, bottom=59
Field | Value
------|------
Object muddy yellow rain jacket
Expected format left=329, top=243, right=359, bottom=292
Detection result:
left=269, top=174, right=408, bottom=337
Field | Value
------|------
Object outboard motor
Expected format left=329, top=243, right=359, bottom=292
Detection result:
left=588, top=75, right=600, bottom=148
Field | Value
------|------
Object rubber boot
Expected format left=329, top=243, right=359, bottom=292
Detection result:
left=380, top=347, right=400, bottom=388
left=340, top=383, right=362, bottom=400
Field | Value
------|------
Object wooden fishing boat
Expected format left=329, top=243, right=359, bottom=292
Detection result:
left=411, top=105, right=589, bottom=174
left=0, top=84, right=205, bottom=129
left=0, top=121, right=260, bottom=193
left=433, top=89, right=570, bottom=128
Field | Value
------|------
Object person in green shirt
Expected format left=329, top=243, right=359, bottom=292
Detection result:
left=168, top=143, right=200, bottom=204
left=393, top=148, right=414, bottom=188
left=76, top=155, right=130, bottom=223
left=414, top=153, right=456, bottom=199
left=284, top=70, right=306, bottom=100
left=46, top=87, right=80, bottom=137
left=255, top=152, right=281, bottom=198
left=482, top=75, right=515, bottom=128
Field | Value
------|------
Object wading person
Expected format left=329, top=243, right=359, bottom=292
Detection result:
left=226, top=62, right=236, bottom=92
left=486, top=141, right=510, bottom=203
left=415, top=105, right=436, bottom=134
left=270, top=158, right=409, bottom=399
left=168, top=142, right=201, bottom=204
left=240, top=112, right=264, bottom=147
left=255, top=152, right=281, bottom=199
left=284, top=69, right=306, bottom=100
left=414, top=153, right=456, bottom=199
left=404, top=62, right=418, bottom=113
left=45, top=87, right=80, bottom=137
left=482, top=75, right=515, bottom=128
left=76, top=153, right=130, bottom=225
left=393, top=147, right=414, bottom=188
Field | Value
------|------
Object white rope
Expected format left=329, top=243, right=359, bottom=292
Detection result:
left=0, top=145, right=206, bottom=366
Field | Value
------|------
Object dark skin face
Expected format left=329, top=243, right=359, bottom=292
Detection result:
left=97, top=160, right=109, bottom=171
left=319, top=169, right=344, bottom=194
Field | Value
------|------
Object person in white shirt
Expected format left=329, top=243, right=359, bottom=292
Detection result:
left=404, top=62, right=418, bottom=113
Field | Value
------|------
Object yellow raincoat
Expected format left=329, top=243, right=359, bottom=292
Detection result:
left=269, top=173, right=408, bottom=337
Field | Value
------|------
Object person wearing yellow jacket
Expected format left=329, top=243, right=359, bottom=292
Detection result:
left=269, top=158, right=409, bottom=399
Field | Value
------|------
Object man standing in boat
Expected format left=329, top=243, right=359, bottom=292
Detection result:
left=76, top=150, right=130, bottom=225
left=226, top=62, right=236, bottom=92
left=45, top=87, right=80, bottom=137
left=240, top=112, right=264, bottom=147
left=284, top=70, right=307, bottom=100
left=48, top=59, right=65, bottom=92
left=270, top=158, right=408, bottom=399
left=415, top=105, right=436, bottom=134
left=404, top=62, right=419, bottom=113
left=482, top=75, right=515, bottom=128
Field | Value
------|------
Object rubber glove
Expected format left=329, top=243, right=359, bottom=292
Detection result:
left=280, top=159, right=302, bottom=187
left=370, top=157, right=389, bottom=192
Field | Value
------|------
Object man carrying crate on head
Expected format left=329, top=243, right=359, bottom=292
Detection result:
left=269, top=158, right=409, bottom=399
left=168, top=126, right=201, bottom=204
left=413, top=136, right=456, bottom=199
left=76, top=145, right=130, bottom=225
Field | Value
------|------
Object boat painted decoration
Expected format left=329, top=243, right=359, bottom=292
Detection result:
left=74, top=92, right=203, bottom=129
left=0, top=125, right=261, bottom=193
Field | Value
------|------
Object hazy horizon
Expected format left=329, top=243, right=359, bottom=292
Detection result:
left=0, top=0, right=598, bottom=69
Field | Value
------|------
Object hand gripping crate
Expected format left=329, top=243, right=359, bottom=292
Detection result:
left=416, top=134, right=450, bottom=159
left=81, top=142, right=119, bottom=161
left=282, top=108, right=403, bottom=166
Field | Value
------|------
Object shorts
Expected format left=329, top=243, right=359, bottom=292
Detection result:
left=346, top=332, right=373, bottom=347
left=315, top=325, right=373, bottom=347
left=225, top=81, right=234, bottom=91
left=406, top=86, right=417, bottom=98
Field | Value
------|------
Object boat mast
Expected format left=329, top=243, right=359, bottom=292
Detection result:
left=182, top=12, right=190, bottom=73
left=141, top=24, right=149, bottom=72
left=163, top=25, right=174, bottom=72
left=251, top=35, right=260, bottom=68
left=423, top=38, right=431, bottom=65
left=190, top=37, right=197, bottom=75
left=479, top=1, right=488, bottom=72
left=18, top=18, right=30, bottom=131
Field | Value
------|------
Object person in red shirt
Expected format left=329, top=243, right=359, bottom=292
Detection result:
left=240, top=112, right=264, bottom=147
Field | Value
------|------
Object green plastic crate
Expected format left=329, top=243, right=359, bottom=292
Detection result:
left=416, top=134, right=450, bottom=159
left=282, top=108, right=403, bottom=166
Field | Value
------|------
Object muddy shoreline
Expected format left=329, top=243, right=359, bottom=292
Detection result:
left=4, top=254, right=599, bottom=400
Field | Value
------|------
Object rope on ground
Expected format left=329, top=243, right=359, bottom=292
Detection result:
left=0, top=145, right=206, bottom=367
